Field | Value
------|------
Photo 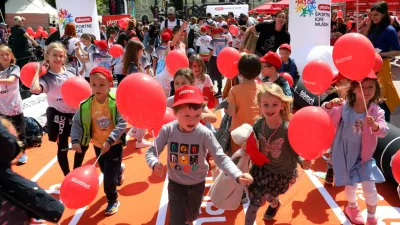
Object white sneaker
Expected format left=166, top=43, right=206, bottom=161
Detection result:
left=127, top=127, right=137, bottom=137
left=135, top=139, right=152, bottom=149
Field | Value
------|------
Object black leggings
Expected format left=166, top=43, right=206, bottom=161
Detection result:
left=46, top=107, right=86, bottom=176
left=1, top=113, right=27, bottom=151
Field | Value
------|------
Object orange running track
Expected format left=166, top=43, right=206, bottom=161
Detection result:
left=12, top=110, right=400, bottom=225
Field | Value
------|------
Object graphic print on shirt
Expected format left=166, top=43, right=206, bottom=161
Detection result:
left=352, top=118, right=363, bottom=135
left=258, top=134, right=284, bottom=160
left=96, top=115, right=110, bottom=131
left=262, top=35, right=275, bottom=52
left=169, top=142, right=199, bottom=174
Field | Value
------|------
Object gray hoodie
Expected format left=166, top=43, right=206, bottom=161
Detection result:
left=146, top=121, right=243, bottom=185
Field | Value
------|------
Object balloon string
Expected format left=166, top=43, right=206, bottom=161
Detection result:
left=93, top=153, right=102, bottom=166
left=318, top=95, right=321, bottom=106
left=151, top=129, right=159, bottom=159
left=358, top=82, right=372, bottom=134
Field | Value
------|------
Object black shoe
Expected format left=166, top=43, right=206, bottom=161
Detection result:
left=325, top=168, right=334, bottom=184
left=263, top=201, right=281, bottom=220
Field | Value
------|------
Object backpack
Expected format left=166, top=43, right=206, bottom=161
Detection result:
left=24, top=117, right=43, bottom=147
left=165, top=19, right=181, bottom=30
left=60, top=36, right=77, bottom=64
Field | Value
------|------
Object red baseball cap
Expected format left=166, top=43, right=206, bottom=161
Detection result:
left=90, top=66, right=113, bottom=82
left=200, top=26, right=207, bottom=32
left=173, top=85, right=204, bottom=107
left=260, top=51, right=282, bottom=69
left=279, top=43, right=292, bottom=51
left=161, top=32, right=171, bottom=41
left=94, top=40, right=108, bottom=51
left=211, top=27, right=223, bottom=34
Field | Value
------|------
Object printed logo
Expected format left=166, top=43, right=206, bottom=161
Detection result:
left=58, top=8, right=74, bottom=29
left=75, top=16, right=92, bottom=23
left=180, top=156, right=189, bottom=165
left=190, top=155, right=198, bottom=165
left=175, top=165, right=183, bottom=171
left=183, top=165, right=192, bottom=173
left=170, top=153, right=178, bottom=163
left=178, top=89, right=195, bottom=96
left=318, top=4, right=330, bottom=11
left=170, top=142, right=179, bottom=153
left=71, top=177, right=91, bottom=189
left=190, top=144, right=199, bottom=154
left=295, top=0, right=317, bottom=17
left=180, top=144, right=189, bottom=154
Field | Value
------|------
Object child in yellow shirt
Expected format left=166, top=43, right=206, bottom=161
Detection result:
left=71, top=66, right=127, bottom=215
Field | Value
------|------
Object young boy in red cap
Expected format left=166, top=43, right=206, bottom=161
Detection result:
left=260, top=51, right=292, bottom=97
left=146, top=85, right=253, bottom=225
left=278, top=43, right=299, bottom=83
left=71, top=66, right=127, bottom=215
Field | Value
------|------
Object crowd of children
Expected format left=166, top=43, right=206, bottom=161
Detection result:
left=0, top=9, right=395, bottom=225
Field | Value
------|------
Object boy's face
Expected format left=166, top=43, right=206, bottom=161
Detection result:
left=261, top=63, right=275, bottom=77
left=279, top=49, right=291, bottom=61
left=174, top=106, right=203, bottom=133
left=90, top=73, right=112, bottom=100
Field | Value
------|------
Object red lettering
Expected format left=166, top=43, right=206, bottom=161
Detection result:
left=215, top=7, right=224, bottom=10
left=75, top=17, right=92, bottom=23
left=318, top=4, right=330, bottom=11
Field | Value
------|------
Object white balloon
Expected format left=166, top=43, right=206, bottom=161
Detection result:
left=307, top=46, right=338, bottom=74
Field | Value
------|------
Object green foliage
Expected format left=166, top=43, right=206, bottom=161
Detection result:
left=45, top=0, right=109, bottom=15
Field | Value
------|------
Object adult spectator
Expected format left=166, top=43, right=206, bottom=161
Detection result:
left=10, top=16, right=39, bottom=69
left=205, top=13, right=217, bottom=27
left=100, top=25, right=107, bottom=40
left=241, top=11, right=290, bottom=56
left=367, top=1, right=400, bottom=122
left=0, top=22, right=7, bottom=44
left=45, top=24, right=61, bottom=46
left=160, top=7, right=181, bottom=31
left=60, top=23, right=79, bottom=70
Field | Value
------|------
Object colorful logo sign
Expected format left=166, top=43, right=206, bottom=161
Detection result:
left=59, top=8, right=74, bottom=29
left=295, top=0, right=318, bottom=17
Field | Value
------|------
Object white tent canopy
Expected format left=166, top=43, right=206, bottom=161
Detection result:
left=6, top=0, right=57, bottom=16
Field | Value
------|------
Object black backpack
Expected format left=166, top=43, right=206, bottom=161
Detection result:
left=165, top=19, right=181, bottom=30
left=24, top=117, right=43, bottom=147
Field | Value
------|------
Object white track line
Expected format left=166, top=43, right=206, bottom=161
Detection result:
left=156, top=174, right=170, bottom=225
left=31, top=156, right=58, bottom=182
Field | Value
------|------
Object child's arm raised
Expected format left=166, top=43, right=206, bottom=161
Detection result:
left=106, top=110, right=127, bottom=146
left=202, top=108, right=217, bottom=123
left=71, top=110, right=83, bottom=153
left=30, top=63, right=43, bottom=94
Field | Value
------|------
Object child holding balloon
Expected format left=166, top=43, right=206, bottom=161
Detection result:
left=30, top=42, right=82, bottom=176
left=146, top=85, right=253, bottom=225
left=245, top=82, right=311, bottom=224
left=322, top=73, right=388, bottom=225
left=71, top=66, right=127, bottom=215
left=0, top=45, right=27, bottom=164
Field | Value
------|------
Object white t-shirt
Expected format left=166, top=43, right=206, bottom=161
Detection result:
left=222, top=32, right=233, bottom=45
left=195, top=74, right=213, bottom=92
left=80, top=44, right=98, bottom=77
left=217, top=21, right=227, bottom=27
left=160, top=19, right=180, bottom=30
left=152, top=45, right=172, bottom=89
left=208, top=38, right=228, bottom=57
left=67, top=37, right=79, bottom=55
left=39, top=67, right=77, bottom=113
left=196, top=35, right=212, bottom=55
left=0, top=65, right=22, bottom=116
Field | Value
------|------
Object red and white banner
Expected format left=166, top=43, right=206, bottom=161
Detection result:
left=102, top=15, right=130, bottom=27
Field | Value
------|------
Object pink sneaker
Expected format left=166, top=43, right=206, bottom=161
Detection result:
left=344, top=206, right=365, bottom=224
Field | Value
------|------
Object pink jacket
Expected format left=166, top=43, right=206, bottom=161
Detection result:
left=322, top=101, right=389, bottom=163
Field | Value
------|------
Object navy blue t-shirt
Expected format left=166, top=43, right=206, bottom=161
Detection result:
left=368, top=25, right=400, bottom=58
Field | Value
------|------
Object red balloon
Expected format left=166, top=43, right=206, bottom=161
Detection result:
left=229, top=25, right=239, bottom=36
left=217, top=47, right=241, bottom=79
left=36, top=28, right=43, bottom=36
left=61, top=76, right=92, bottom=108
left=392, top=151, right=400, bottom=184
left=109, top=44, right=124, bottom=58
left=26, top=27, right=34, bottom=35
left=20, top=62, right=46, bottom=87
left=116, top=73, right=166, bottom=128
left=374, top=53, right=383, bottom=73
left=60, top=165, right=99, bottom=209
left=49, top=27, right=57, bottom=34
left=148, top=108, right=176, bottom=136
left=280, top=72, right=294, bottom=87
left=288, top=106, right=335, bottom=160
left=118, top=18, right=128, bottom=29
left=333, top=33, right=375, bottom=81
left=166, top=50, right=189, bottom=76
left=202, top=87, right=216, bottom=109
left=302, top=60, right=333, bottom=95
left=41, top=31, right=49, bottom=38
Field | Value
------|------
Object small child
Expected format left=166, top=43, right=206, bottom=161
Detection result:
left=260, top=51, right=292, bottom=97
left=278, top=44, right=299, bottom=83
left=227, top=54, right=261, bottom=154
left=195, top=26, right=212, bottom=64
left=76, top=33, right=98, bottom=82
left=322, top=73, right=388, bottom=225
left=245, top=83, right=311, bottom=224
left=221, top=24, right=233, bottom=47
left=146, top=85, right=253, bottom=225
left=189, top=54, right=213, bottom=93
left=75, top=40, right=113, bottom=71
left=71, top=66, right=127, bottom=215
left=208, top=27, right=228, bottom=97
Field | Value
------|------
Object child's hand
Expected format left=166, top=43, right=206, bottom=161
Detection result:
left=241, top=141, right=247, bottom=151
left=237, top=173, right=253, bottom=185
left=153, top=162, right=164, bottom=177
left=326, top=98, right=344, bottom=109
left=301, top=160, right=312, bottom=170
left=365, top=116, right=379, bottom=131
left=101, top=141, right=111, bottom=154
left=72, top=143, right=82, bottom=153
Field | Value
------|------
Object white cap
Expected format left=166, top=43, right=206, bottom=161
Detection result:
left=167, top=7, right=175, bottom=15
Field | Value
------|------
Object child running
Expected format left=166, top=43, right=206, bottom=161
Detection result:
left=322, top=72, right=388, bottom=225
left=30, top=42, right=81, bottom=176
left=71, top=66, right=127, bottom=215
left=245, top=82, right=311, bottom=224
left=146, top=85, right=253, bottom=225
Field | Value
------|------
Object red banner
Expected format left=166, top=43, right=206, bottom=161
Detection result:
left=102, top=15, right=130, bottom=27
left=345, top=0, right=399, bottom=14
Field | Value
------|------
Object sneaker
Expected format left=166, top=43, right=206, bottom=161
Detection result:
left=117, top=163, right=126, bottom=186
left=240, top=191, right=248, bottom=204
left=105, top=201, right=120, bottom=215
left=263, top=201, right=281, bottom=220
left=344, top=206, right=364, bottom=224
left=136, top=139, right=152, bottom=149
left=127, top=127, right=137, bottom=137
left=18, top=153, right=28, bottom=165
left=325, top=168, right=334, bottom=184
left=366, top=217, right=384, bottom=225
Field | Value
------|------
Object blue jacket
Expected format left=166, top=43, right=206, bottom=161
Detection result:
left=279, top=57, right=299, bottom=83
